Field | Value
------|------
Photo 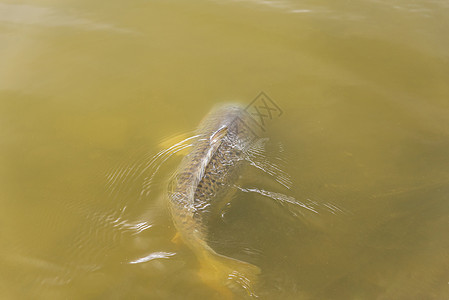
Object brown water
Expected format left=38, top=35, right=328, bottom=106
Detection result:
left=1, top=0, right=449, bottom=299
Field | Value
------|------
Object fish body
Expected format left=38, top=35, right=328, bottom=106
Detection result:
left=167, top=104, right=261, bottom=296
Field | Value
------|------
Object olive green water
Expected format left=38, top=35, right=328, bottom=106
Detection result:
left=1, top=0, right=449, bottom=299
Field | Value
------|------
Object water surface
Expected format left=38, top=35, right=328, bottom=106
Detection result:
left=1, top=0, right=449, bottom=299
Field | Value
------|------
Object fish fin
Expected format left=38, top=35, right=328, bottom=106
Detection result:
left=158, top=131, right=193, bottom=156
left=197, top=247, right=260, bottom=299
left=196, top=126, right=229, bottom=183
left=244, top=138, right=293, bottom=190
left=171, top=232, right=184, bottom=246
left=210, top=126, right=228, bottom=145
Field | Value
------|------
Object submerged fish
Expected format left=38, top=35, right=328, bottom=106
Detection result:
left=167, top=104, right=261, bottom=297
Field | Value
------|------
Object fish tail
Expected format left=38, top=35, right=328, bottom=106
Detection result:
left=198, top=247, right=261, bottom=299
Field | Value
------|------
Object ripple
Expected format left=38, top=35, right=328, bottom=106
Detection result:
left=104, top=132, right=197, bottom=200
left=128, top=251, right=176, bottom=264
left=245, top=139, right=293, bottom=189
left=0, top=3, right=133, bottom=33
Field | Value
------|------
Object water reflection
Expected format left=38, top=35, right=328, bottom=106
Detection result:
left=0, top=0, right=448, bottom=298
left=0, top=3, right=131, bottom=33
left=129, top=251, right=176, bottom=264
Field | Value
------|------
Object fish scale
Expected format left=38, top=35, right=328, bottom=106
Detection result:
left=167, top=104, right=262, bottom=297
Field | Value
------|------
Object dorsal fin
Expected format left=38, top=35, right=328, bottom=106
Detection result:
left=194, top=126, right=228, bottom=184
left=210, top=126, right=228, bottom=145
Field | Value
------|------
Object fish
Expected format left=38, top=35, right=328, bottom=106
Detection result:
left=167, top=104, right=262, bottom=297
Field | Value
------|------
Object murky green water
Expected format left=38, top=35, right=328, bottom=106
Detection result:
left=1, top=0, right=449, bottom=299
